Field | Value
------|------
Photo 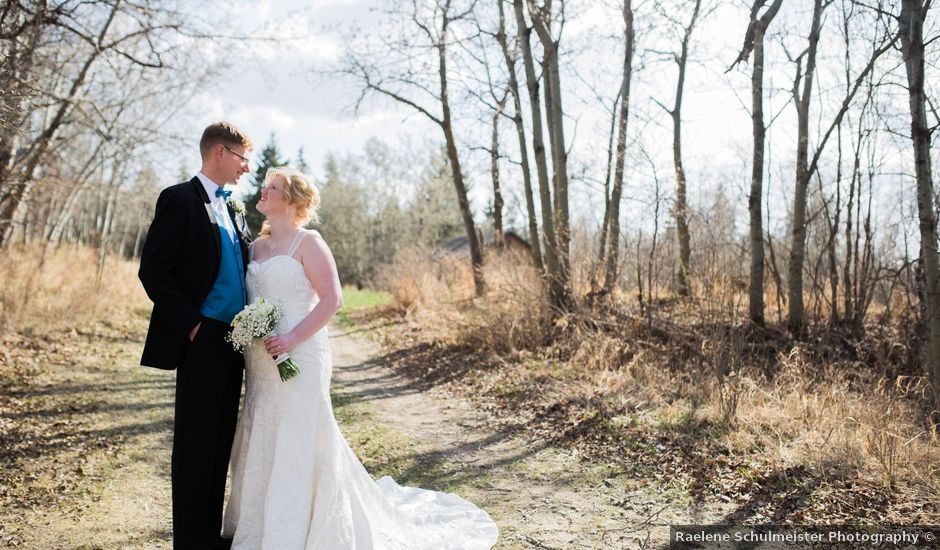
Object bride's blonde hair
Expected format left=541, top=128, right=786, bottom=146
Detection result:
left=259, top=167, right=320, bottom=238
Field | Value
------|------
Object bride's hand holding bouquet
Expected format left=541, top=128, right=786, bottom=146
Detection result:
left=263, top=331, right=298, bottom=364
left=226, top=298, right=301, bottom=381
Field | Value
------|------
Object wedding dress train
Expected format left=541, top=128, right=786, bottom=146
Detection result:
left=222, top=231, right=498, bottom=549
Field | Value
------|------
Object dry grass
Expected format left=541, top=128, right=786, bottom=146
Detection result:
left=373, top=246, right=940, bottom=522
left=378, top=246, right=551, bottom=351
left=0, top=244, right=149, bottom=335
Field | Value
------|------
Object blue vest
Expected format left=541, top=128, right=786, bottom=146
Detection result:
left=200, top=223, right=247, bottom=324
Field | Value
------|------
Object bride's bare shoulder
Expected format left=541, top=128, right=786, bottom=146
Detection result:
left=250, top=235, right=271, bottom=250
left=300, top=228, right=325, bottom=244
left=297, top=229, right=332, bottom=259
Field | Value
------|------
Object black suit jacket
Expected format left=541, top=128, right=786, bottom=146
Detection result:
left=138, top=177, right=252, bottom=370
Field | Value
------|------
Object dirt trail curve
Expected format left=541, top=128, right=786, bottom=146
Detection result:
left=1, top=321, right=725, bottom=549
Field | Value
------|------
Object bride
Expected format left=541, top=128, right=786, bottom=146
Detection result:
left=222, top=167, right=498, bottom=549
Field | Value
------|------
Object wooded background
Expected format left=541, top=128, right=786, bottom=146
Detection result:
left=2, top=0, right=939, bottom=402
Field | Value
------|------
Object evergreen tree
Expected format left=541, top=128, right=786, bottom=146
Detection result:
left=244, top=134, right=287, bottom=234
left=318, top=154, right=370, bottom=286
left=295, top=146, right=310, bottom=174
left=408, top=148, right=463, bottom=244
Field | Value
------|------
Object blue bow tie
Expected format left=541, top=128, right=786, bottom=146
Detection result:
left=215, top=187, right=232, bottom=200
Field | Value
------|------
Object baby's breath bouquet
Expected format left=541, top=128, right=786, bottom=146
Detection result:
left=226, top=298, right=301, bottom=381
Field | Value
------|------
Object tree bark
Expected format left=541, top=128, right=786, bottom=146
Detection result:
left=731, top=0, right=783, bottom=325
left=437, top=3, right=485, bottom=295
left=597, top=89, right=620, bottom=272
left=667, top=0, right=702, bottom=298
left=514, top=0, right=566, bottom=310
left=602, top=0, right=635, bottom=294
left=787, top=0, right=824, bottom=335
left=899, top=0, right=940, bottom=404
left=496, top=0, right=544, bottom=272
left=528, top=0, right=572, bottom=310
left=490, top=92, right=506, bottom=249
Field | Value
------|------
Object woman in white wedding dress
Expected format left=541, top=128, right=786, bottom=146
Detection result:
left=222, top=168, right=498, bottom=550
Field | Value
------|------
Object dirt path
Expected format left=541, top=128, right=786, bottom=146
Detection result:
left=1, top=319, right=726, bottom=549
left=329, top=325, right=728, bottom=549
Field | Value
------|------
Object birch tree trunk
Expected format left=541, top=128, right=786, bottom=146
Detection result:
left=514, top=0, right=566, bottom=310
left=496, top=0, right=544, bottom=272
left=490, top=92, right=506, bottom=249
left=899, top=0, right=940, bottom=404
left=528, top=0, right=572, bottom=309
left=730, top=0, right=783, bottom=324
left=0, top=2, right=44, bottom=209
left=603, top=0, right=635, bottom=294
left=670, top=0, right=702, bottom=297
left=438, top=4, right=485, bottom=295
left=788, top=0, right=824, bottom=335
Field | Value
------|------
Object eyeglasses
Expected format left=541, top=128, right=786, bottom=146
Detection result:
left=223, top=145, right=250, bottom=164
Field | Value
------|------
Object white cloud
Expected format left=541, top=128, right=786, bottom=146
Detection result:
left=232, top=0, right=273, bottom=22
left=234, top=104, right=298, bottom=132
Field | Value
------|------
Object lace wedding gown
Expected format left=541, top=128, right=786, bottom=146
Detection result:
left=222, top=231, right=498, bottom=549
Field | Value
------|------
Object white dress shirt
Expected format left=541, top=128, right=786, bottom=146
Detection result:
left=196, top=172, right=236, bottom=242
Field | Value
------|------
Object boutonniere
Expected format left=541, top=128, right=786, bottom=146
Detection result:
left=228, top=197, right=246, bottom=216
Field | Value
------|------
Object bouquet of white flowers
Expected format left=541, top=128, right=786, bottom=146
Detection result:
left=226, top=298, right=301, bottom=381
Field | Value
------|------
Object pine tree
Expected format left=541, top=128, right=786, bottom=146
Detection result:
left=295, top=146, right=310, bottom=174
left=244, top=134, right=287, bottom=234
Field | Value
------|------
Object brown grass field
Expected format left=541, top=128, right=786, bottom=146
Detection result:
left=0, top=243, right=937, bottom=546
left=373, top=245, right=939, bottom=523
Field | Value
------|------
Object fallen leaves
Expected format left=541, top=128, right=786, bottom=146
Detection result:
left=362, top=307, right=940, bottom=525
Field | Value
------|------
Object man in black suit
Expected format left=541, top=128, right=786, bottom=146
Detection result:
left=139, top=122, right=253, bottom=549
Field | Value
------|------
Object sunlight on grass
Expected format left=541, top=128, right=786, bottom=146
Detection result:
left=336, top=287, right=392, bottom=326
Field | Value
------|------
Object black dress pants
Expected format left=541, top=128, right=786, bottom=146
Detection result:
left=172, top=318, right=243, bottom=550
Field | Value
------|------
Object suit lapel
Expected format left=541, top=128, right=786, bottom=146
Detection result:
left=225, top=203, right=252, bottom=270
left=190, top=177, right=222, bottom=262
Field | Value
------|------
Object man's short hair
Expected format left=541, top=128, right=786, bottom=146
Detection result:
left=199, top=121, right=253, bottom=159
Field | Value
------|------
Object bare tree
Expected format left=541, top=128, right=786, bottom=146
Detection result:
left=899, top=0, right=940, bottom=403
left=602, top=0, right=636, bottom=295
left=495, top=0, right=544, bottom=271
left=463, top=9, right=510, bottom=250
left=514, top=0, right=567, bottom=310
left=0, top=2, right=45, bottom=208
left=0, top=1, right=123, bottom=245
left=596, top=86, right=621, bottom=279
left=0, top=0, right=205, bottom=248
left=786, top=0, right=896, bottom=335
left=346, top=0, right=486, bottom=295
left=786, top=0, right=825, bottom=335
left=652, top=0, right=705, bottom=297
left=729, top=0, right=784, bottom=325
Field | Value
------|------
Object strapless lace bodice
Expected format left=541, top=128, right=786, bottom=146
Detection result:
left=246, top=256, right=318, bottom=319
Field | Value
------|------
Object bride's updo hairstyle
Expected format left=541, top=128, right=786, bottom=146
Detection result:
left=260, top=167, right=320, bottom=238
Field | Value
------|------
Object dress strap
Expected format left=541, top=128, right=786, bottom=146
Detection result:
left=286, top=230, right=305, bottom=259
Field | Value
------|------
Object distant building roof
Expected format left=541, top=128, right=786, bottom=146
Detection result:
left=439, top=235, right=470, bottom=252
left=436, top=230, right=531, bottom=253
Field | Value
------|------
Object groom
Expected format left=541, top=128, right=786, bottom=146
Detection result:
left=138, top=122, right=253, bottom=549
